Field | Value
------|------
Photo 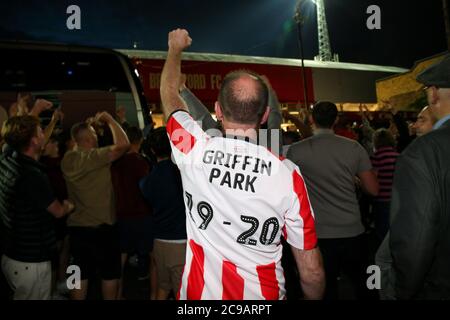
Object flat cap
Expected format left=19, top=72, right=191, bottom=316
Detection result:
left=417, top=54, right=450, bottom=88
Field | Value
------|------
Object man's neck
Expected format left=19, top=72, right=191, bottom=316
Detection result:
left=222, top=121, right=259, bottom=141
left=313, top=126, right=334, bottom=135
left=128, top=144, right=140, bottom=154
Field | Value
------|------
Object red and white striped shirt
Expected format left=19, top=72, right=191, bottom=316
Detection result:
left=167, top=110, right=317, bottom=300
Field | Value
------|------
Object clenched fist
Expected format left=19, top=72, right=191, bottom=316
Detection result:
left=168, top=28, right=192, bottom=52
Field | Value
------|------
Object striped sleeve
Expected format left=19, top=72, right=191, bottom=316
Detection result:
left=166, top=110, right=208, bottom=166
left=284, top=167, right=318, bottom=250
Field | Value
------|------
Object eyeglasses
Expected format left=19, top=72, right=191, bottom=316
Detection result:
left=421, top=85, right=439, bottom=91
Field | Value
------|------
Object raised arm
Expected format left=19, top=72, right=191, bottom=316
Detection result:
left=282, top=110, right=313, bottom=139
left=29, top=98, right=53, bottom=118
left=94, top=111, right=130, bottom=162
left=43, top=108, right=63, bottom=147
left=160, top=29, right=192, bottom=120
left=260, top=76, right=282, bottom=130
left=179, top=74, right=218, bottom=131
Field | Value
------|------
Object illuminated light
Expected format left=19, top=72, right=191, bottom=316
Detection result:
left=134, top=69, right=140, bottom=77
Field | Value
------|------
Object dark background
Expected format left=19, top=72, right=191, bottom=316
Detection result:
left=0, top=0, right=447, bottom=68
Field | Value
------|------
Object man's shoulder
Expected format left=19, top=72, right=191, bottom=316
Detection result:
left=21, top=160, right=48, bottom=185
left=403, top=126, right=450, bottom=158
left=62, top=149, right=81, bottom=161
left=61, top=147, right=111, bottom=171
left=288, top=133, right=359, bottom=153
left=63, top=147, right=110, bottom=160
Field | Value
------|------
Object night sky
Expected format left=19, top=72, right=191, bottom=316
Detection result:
left=0, top=0, right=447, bottom=68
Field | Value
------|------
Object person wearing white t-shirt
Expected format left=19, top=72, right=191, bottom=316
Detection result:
left=160, top=28, right=325, bottom=300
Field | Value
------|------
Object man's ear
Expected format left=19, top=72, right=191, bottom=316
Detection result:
left=260, top=106, right=270, bottom=125
left=215, top=102, right=224, bottom=121
left=333, top=117, right=339, bottom=128
left=428, top=87, right=439, bottom=106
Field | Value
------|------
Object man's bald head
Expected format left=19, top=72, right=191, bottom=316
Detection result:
left=218, top=71, right=269, bottom=125
left=414, top=106, right=437, bottom=137
left=70, top=122, right=98, bottom=148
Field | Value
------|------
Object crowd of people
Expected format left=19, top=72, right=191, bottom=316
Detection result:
left=0, top=29, right=449, bottom=300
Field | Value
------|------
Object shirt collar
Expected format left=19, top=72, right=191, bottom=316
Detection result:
left=433, top=114, right=450, bottom=130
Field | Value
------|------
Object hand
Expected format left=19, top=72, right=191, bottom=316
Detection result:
left=9, top=102, right=18, bottom=117
left=63, top=200, right=75, bottom=214
left=17, top=94, right=31, bottom=115
left=168, top=28, right=192, bottom=52
left=94, top=111, right=114, bottom=124
left=51, top=108, right=64, bottom=122
left=85, top=116, right=96, bottom=126
left=33, top=99, right=53, bottom=113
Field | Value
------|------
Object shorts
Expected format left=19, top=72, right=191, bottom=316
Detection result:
left=1, top=255, right=51, bottom=300
left=153, top=240, right=186, bottom=292
left=68, top=224, right=121, bottom=281
left=117, top=215, right=154, bottom=254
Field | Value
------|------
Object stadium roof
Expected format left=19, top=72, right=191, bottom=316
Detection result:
left=117, top=49, right=408, bottom=74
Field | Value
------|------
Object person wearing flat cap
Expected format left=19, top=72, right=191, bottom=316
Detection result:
left=376, top=54, right=450, bottom=300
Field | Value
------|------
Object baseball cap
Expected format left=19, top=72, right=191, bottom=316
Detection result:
left=416, top=54, right=450, bottom=88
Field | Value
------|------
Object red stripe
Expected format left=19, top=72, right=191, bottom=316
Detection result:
left=166, top=114, right=197, bottom=155
left=256, top=262, right=279, bottom=300
left=176, top=265, right=185, bottom=300
left=222, top=261, right=244, bottom=300
left=186, top=239, right=205, bottom=300
left=282, top=225, right=287, bottom=240
left=293, top=171, right=317, bottom=250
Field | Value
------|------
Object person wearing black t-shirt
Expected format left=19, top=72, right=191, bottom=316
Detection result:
left=0, top=116, right=74, bottom=300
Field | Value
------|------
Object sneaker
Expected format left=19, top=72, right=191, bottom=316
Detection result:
left=128, top=255, right=139, bottom=267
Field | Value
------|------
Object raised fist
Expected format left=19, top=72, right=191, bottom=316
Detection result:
left=94, top=111, right=114, bottom=124
left=168, top=28, right=192, bottom=52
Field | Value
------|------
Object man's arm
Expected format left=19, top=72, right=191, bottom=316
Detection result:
left=94, top=111, right=130, bottom=162
left=29, top=98, right=53, bottom=117
left=283, top=110, right=313, bottom=139
left=291, top=246, right=325, bottom=299
left=179, top=74, right=218, bottom=131
left=389, top=145, right=439, bottom=299
left=358, top=170, right=379, bottom=196
left=259, top=76, right=282, bottom=130
left=43, top=108, right=63, bottom=147
left=160, top=29, right=192, bottom=120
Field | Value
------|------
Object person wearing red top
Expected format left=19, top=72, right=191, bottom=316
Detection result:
left=111, top=126, right=154, bottom=299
